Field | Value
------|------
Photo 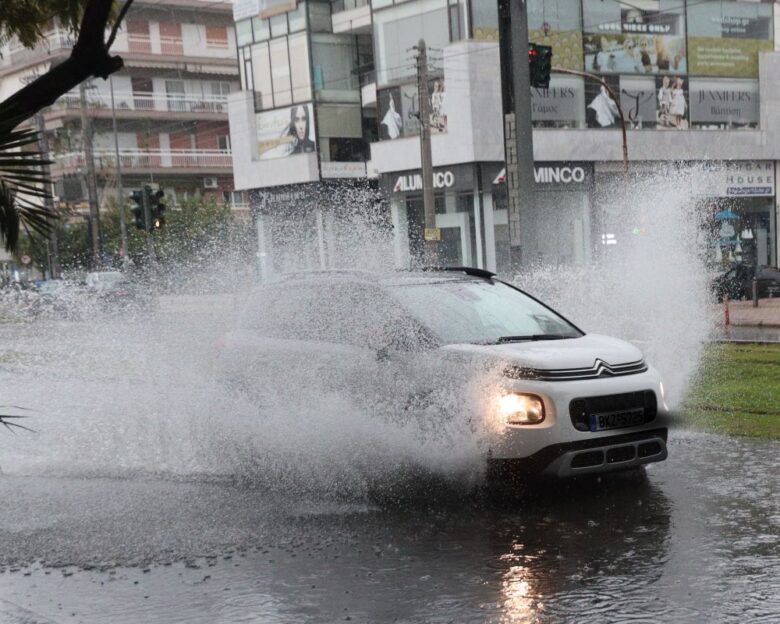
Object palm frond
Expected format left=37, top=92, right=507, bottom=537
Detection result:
left=0, top=127, right=57, bottom=253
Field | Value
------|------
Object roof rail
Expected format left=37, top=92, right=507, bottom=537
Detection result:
left=423, top=266, right=496, bottom=279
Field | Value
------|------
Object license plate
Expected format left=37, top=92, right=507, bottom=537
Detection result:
left=589, top=408, right=645, bottom=432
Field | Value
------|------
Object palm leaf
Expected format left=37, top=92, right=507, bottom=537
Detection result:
left=0, top=127, right=57, bottom=253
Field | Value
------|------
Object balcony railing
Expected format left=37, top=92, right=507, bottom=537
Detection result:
left=56, top=149, right=233, bottom=171
left=52, top=91, right=229, bottom=114
left=0, top=29, right=75, bottom=66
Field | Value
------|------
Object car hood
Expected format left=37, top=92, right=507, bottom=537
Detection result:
left=440, top=333, right=644, bottom=371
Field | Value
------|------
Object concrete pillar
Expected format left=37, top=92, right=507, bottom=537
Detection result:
left=482, top=191, right=497, bottom=273
left=473, top=189, right=484, bottom=269
left=391, top=200, right=410, bottom=269
left=256, top=213, right=269, bottom=282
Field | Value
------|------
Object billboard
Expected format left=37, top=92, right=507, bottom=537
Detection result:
left=582, top=0, right=687, bottom=74
left=256, top=103, right=316, bottom=160
left=687, top=0, right=773, bottom=77
left=528, top=0, right=583, bottom=71
left=377, top=78, right=448, bottom=141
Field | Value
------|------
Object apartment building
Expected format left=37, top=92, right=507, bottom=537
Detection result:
left=0, top=0, right=241, bottom=214
left=229, top=0, right=780, bottom=275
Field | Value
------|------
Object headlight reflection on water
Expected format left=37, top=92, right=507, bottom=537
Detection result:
left=500, top=564, right=544, bottom=623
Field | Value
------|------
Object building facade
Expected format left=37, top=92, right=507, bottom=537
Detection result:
left=229, top=0, right=780, bottom=276
left=0, top=0, right=241, bottom=216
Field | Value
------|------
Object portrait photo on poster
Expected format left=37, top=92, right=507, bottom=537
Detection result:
left=656, top=75, right=688, bottom=129
left=379, top=87, right=403, bottom=140
left=256, top=103, right=316, bottom=160
left=585, top=76, right=619, bottom=128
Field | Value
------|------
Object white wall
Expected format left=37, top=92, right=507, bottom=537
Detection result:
left=370, top=40, right=504, bottom=175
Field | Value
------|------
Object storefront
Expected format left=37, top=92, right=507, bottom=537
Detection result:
left=491, top=162, right=595, bottom=269
left=381, top=163, right=487, bottom=269
left=249, top=179, right=383, bottom=279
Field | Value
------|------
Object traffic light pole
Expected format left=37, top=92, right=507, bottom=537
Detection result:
left=497, top=0, right=536, bottom=273
left=141, top=186, right=155, bottom=262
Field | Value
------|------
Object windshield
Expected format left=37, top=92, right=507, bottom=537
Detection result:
left=390, top=279, right=583, bottom=345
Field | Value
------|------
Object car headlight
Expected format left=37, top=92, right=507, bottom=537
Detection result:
left=498, top=392, right=545, bottom=425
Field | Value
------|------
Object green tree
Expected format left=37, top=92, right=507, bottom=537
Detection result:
left=0, top=0, right=134, bottom=253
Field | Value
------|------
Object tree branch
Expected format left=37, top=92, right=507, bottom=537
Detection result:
left=0, top=0, right=128, bottom=134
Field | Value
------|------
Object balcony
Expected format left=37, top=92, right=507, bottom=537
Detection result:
left=48, top=91, right=230, bottom=121
left=54, top=149, right=233, bottom=175
left=112, top=33, right=235, bottom=60
left=0, top=29, right=74, bottom=67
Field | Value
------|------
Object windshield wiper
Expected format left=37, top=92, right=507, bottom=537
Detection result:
left=496, top=334, right=573, bottom=343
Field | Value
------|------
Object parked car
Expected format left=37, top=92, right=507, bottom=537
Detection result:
left=216, top=268, right=669, bottom=481
left=84, top=271, right=153, bottom=311
left=712, top=264, right=780, bottom=301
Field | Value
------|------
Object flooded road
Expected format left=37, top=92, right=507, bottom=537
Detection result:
left=0, top=431, right=778, bottom=623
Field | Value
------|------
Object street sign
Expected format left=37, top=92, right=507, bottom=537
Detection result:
left=424, top=228, right=441, bottom=241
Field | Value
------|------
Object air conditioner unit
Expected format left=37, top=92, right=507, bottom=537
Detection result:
left=203, top=177, right=218, bottom=189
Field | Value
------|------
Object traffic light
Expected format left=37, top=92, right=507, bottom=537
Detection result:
left=149, top=188, right=166, bottom=229
left=130, top=189, right=147, bottom=231
left=529, top=43, right=552, bottom=89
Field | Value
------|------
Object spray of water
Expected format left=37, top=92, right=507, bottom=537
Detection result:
left=0, top=171, right=716, bottom=496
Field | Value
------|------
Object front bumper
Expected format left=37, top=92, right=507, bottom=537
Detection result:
left=488, top=428, right=668, bottom=479
left=486, top=368, right=670, bottom=472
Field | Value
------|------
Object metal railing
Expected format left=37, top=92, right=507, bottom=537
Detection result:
left=0, top=29, right=75, bottom=66
left=52, top=91, right=229, bottom=114
left=56, top=149, right=233, bottom=170
left=332, top=0, right=370, bottom=10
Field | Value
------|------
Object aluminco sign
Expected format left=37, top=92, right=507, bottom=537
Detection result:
left=534, top=165, right=586, bottom=184
left=394, top=170, right=455, bottom=193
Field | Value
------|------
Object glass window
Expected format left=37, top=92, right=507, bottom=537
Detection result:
left=391, top=280, right=582, bottom=345
left=687, top=1, right=773, bottom=77
left=582, top=0, right=687, bottom=74
left=252, top=16, right=270, bottom=42
left=289, top=32, right=312, bottom=102
left=528, top=0, right=583, bottom=71
left=374, top=0, right=450, bottom=86
left=471, top=0, right=498, bottom=41
left=270, top=37, right=292, bottom=106
left=288, top=1, right=307, bottom=31
left=236, top=19, right=253, bottom=46
left=532, top=74, right=586, bottom=128
left=270, top=13, right=289, bottom=37
left=251, top=42, right=274, bottom=109
left=308, top=2, right=333, bottom=32
left=312, top=35, right=359, bottom=100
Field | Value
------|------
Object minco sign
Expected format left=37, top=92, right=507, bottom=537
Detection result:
left=493, top=163, right=590, bottom=186
left=394, top=170, right=455, bottom=193
left=533, top=165, right=586, bottom=184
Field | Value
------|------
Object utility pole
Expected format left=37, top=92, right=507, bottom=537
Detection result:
left=35, top=113, right=60, bottom=279
left=415, top=38, right=438, bottom=265
left=80, top=81, right=101, bottom=268
left=109, top=76, right=128, bottom=268
left=498, top=0, right=535, bottom=272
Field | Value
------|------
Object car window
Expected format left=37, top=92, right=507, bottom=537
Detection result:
left=390, top=279, right=582, bottom=345
left=239, top=283, right=404, bottom=348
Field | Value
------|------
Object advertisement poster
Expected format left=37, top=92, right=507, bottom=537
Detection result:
left=655, top=75, right=688, bottom=129
left=585, top=76, right=619, bottom=128
left=378, top=87, right=403, bottom=140
left=619, top=76, right=656, bottom=129
left=528, top=0, right=583, bottom=71
left=582, top=0, right=687, bottom=74
left=689, top=78, right=759, bottom=128
left=531, top=75, right=586, bottom=128
left=687, top=1, right=773, bottom=77
left=256, top=103, right=316, bottom=159
left=378, top=78, right=447, bottom=141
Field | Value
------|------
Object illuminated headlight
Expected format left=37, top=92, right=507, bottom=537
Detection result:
left=498, top=393, right=545, bottom=425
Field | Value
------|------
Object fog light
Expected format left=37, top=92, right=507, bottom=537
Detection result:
left=498, top=393, right=545, bottom=425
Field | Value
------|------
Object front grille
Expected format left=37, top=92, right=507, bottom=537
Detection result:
left=505, top=358, right=647, bottom=381
left=569, top=390, right=657, bottom=432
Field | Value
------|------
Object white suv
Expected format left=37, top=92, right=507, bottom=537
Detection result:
left=218, top=268, right=668, bottom=480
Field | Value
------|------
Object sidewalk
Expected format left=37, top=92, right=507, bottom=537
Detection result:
left=724, top=297, right=780, bottom=327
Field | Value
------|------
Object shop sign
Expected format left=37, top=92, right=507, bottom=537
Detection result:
left=321, top=162, right=367, bottom=179
left=393, top=170, right=456, bottom=193
left=531, top=78, right=584, bottom=123
left=493, top=162, right=592, bottom=187
left=689, top=79, right=758, bottom=126
left=703, top=161, right=774, bottom=197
